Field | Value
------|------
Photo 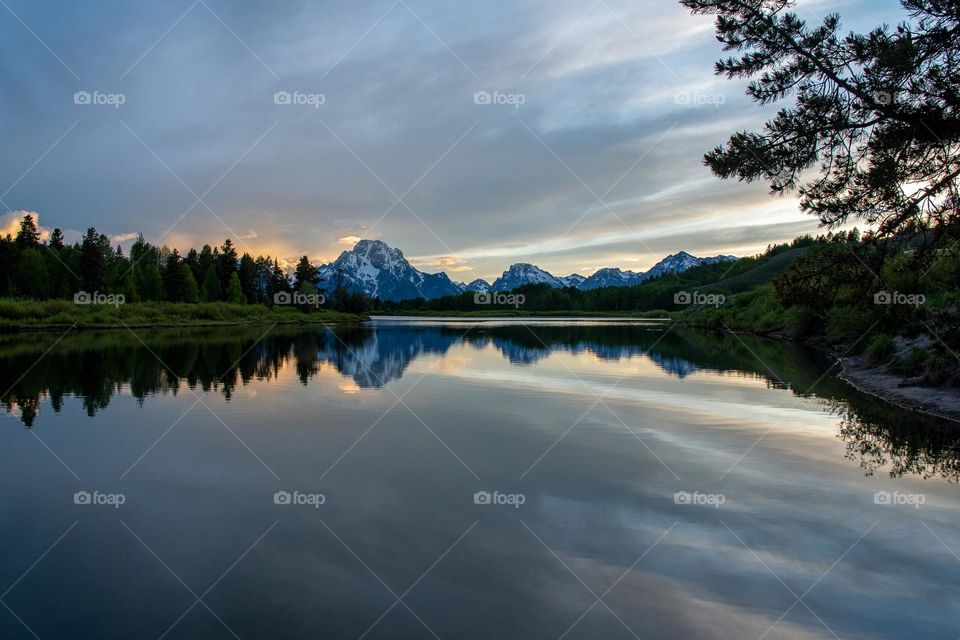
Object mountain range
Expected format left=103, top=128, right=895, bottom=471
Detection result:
left=317, top=239, right=736, bottom=302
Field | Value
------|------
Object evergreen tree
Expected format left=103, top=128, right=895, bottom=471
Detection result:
left=79, top=227, right=106, bottom=293
left=97, top=233, right=113, bottom=265
left=163, top=251, right=200, bottom=303
left=131, top=235, right=162, bottom=301
left=201, top=265, right=220, bottom=302
left=48, top=228, right=65, bottom=250
left=14, top=214, right=41, bottom=248
left=238, top=253, right=257, bottom=303
left=179, top=263, right=199, bottom=303
left=138, top=262, right=163, bottom=301
left=271, top=259, right=291, bottom=296
left=682, top=0, right=960, bottom=245
left=121, top=276, right=139, bottom=303
left=101, top=240, right=122, bottom=293
left=0, top=236, right=11, bottom=296
left=12, top=248, right=49, bottom=298
left=333, top=267, right=347, bottom=309
left=197, top=244, right=216, bottom=283
left=295, top=280, right=317, bottom=311
left=216, top=239, right=238, bottom=292
left=163, top=250, right=183, bottom=301
left=253, top=256, right=272, bottom=302
left=225, top=271, right=244, bottom=304
left=43, top=231, right=74, bottom=298
left=184, top=248, right=201, bottom=283
left=293, top=255, right=318, bottom=290
left=341, top=290, right=368, bottom=314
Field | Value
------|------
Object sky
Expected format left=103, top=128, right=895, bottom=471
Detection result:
left=0, top=0, right=906, bottom=281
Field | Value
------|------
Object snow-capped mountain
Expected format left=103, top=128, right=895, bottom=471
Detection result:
left=560, top=274, right=586, bottom=287
left=490, top=264, right=566, bottom=291
left=316, top=240, right=461, bottom=302
left=484, top=252, right=736, bottom=294
left=578, top=267, right=644, bottom=291
left=462, top=279, right=491, bottom=292
left=641, top=251, right=736, bottom=281
left=317, top=240, right=737, bottom=301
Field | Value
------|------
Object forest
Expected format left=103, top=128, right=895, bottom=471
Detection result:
left=0, top=213, right=371, bottom=314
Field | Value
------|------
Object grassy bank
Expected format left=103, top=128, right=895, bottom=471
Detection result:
left=0, top=299, right=364, bottom=331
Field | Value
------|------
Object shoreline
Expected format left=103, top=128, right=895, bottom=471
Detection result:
left=0, top=316, right=366, bottom=333
left=0, top=299, right=366, bottom=332
left=675, top=318, right=960, bottom=423
left=839, top=356, right=960, bottom=423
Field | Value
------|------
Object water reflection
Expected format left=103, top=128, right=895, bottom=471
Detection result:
left=1, top=321, right=958, bottom=482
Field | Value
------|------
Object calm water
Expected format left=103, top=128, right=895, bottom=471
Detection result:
left=1, top=318, right=958, bottom=639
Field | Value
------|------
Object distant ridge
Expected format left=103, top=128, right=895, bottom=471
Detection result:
left=317, top=240, right=737, bottom=302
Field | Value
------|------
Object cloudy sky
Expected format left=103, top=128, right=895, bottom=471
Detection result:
left=1, top=0, right=904, bottom=281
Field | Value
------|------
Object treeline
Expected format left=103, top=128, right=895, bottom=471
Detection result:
left=0, top=214, right=366, bottom=312
left=384, top=229, right=960, bottom=355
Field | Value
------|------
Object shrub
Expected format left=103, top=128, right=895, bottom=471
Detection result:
left=864, top=334, right=896, bottom=367
left=923, top=353, right=957, bottom=387
left=891, top=346, right=928, bottom=376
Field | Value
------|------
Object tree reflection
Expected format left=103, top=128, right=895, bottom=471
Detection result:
left=1, top=323, right=956, bottom=481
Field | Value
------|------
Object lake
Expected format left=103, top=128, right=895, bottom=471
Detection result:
left=0, top=318, right=957, bottom=639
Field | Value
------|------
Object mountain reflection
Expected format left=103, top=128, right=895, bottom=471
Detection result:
left=1, top=322, right=957, bottom=481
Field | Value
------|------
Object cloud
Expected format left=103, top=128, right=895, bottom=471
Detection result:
left=416, top=255, right=475, bottom=273
left=0, top=0, right=901, bottom=277
left=0, top=210, right=49, bottom=241
left=109, top=232, right=141, bottom=244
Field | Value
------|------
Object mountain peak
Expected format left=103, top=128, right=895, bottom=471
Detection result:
left=350, top=239, right=403, bottom=264
left=318, top=239, right=457, bottom=301
left=578, top=266, right=643, bottom=290
left=354, top=238, right=393, bottom=251
left=463, top=278, right=491, bottom=292
left=492, top=263, right=564, bottom=291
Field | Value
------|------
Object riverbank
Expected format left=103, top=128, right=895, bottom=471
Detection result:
left=839, top=355, right=960, bottom=422
left=677, top=313, right=960, bottom=423
left=0, top=299, right=365, bottom=331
